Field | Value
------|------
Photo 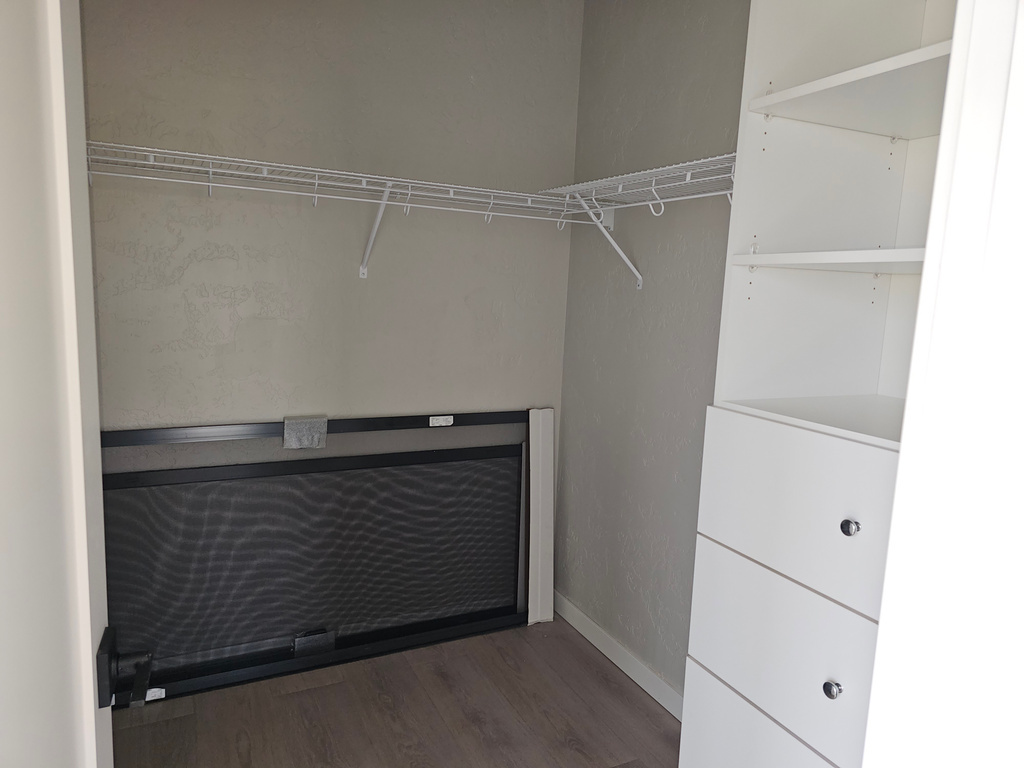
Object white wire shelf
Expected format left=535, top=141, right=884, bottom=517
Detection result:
left=86, top=142, right=736, bottom=289
left=542, top=154, right=736, bottom=213
left=86, top=142, right=586, bottom=224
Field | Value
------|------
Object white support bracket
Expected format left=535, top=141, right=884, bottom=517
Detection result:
left=359, top=182, right=392, bottom=279
left=574, top=193, right=643, bottom=290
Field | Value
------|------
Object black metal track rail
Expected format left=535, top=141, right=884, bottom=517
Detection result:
left=100, top=410, right=530, bottom=447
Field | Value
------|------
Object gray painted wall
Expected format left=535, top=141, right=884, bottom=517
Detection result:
left=556, top=0, right=749, bottom=693
left=82, top=0, right=582, bottom=429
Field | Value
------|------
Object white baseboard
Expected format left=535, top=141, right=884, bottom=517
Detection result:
left=553, top=591, right=683, bottom=721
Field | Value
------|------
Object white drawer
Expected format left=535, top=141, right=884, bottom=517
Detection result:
left=698, top=406, right=898, bottom=619
left=679, top=658, right=831, bottom=768
left=689, top=537, right=878, bottom=768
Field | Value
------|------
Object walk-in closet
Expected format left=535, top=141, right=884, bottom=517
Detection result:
left=5, top=0, right=1024, bottom=767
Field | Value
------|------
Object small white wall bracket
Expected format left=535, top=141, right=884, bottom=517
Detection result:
left=574, top=193, right=643, bottom=290
left=359, top=182, right=392, bottom=279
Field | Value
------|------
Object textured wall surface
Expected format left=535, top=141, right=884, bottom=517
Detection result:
left=82, top=0, right=582, bottom=429
left=556, top=0, right=749, bottom=693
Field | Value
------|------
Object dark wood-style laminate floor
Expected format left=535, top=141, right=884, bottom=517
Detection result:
left=112, top=615, right=680, bottom=768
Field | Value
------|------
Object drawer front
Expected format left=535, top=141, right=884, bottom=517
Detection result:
left=689, top=537, right=878, bottom=768
left=679, top=658, right=831, bottom=768
left=699, top=406, right=898, bottom=619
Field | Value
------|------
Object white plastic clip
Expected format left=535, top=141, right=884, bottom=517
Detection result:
left=313, top=174, right=318, bottom=207
left=484, top=197, right=494, bottom=224
left=404, top=186, right=412, bottom=216
left=207, top=161, right=213, bottom=197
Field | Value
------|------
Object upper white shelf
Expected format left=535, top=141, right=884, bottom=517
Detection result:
left=733, top=247, right=925, bottom=274
left=543, top=155, right=736, bottom=211
left=749, top=41, right=952, bottom=139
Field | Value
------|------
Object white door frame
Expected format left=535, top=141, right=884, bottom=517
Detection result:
left=865, top=1, right=1024, bottom=764
left=0, top=0, right=110, bottom=766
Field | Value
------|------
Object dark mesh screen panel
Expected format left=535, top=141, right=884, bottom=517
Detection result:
left=103, top=453, right=521, bottom=668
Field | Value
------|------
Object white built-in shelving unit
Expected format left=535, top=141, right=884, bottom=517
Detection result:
left=713, top=0, right=954, bottom=449
left=679, top=2, right=956, bottom=767
left=86, top=141, right=735, bottom=289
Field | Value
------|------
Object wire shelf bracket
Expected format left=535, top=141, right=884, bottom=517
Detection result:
left=85, top=142, right=735, bottom=291
left=360, top=183, right=392, bottom=279
left=575, top=194, right=643, bottom=290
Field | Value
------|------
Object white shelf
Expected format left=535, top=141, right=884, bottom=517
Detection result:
left=88, top=143, right=736, bottom=223
left=733, top=248, right=925, bottom=274
left=720, top=394, right=906, bottom=449
left=749, top=41, right=952, bottom=139
left=542, top=154, right=736, bottom=211
left=86, top=142, right=582, bottom=224
left=87, top=142, right=738, bottom=290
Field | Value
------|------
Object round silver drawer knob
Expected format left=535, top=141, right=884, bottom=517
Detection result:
left=840, top=519, right=862, bottom=537
left=823, top=681, right=844, bottom=700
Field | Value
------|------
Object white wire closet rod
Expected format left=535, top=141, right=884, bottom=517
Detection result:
left=86, top=142, right=736, bottom=289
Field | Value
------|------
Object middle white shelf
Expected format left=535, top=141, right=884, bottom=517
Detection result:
left=733, top=247, right=925, bottom=274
